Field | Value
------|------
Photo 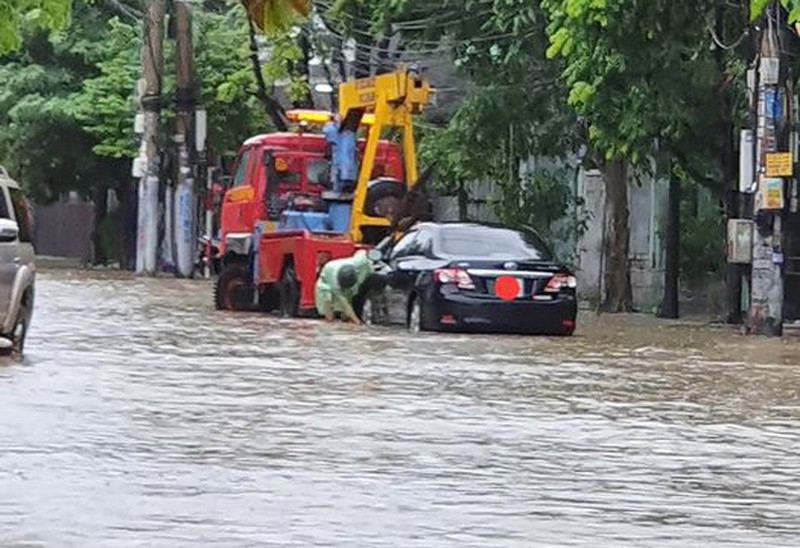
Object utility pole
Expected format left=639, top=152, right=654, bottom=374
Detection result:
left=747, top=0, right=789, bottom=336
left=173, top=0, right=196, bottom=278
left=136, top=0, right=165, bottom=275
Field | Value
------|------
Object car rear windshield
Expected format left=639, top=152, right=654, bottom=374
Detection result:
left=438, top=226, right=552, bottom=260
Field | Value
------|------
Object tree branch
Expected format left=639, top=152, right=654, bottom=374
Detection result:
left=246, top=17, right=288, bottom=131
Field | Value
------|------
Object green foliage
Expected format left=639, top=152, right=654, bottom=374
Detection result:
left=71, top=18, right=140, bottom=159
left=542, top=0, right=716, bottom=164
left=0, top=58, right=96, bottom=201
left=751, top=0, right=800, bottom=23
left=193, top=6, right=268, bottom=154
left=243, top=0, right=311, bottom=36
left=387, top=1, right=578, bottom=195
left=492, top=168, right=589, bottom=264
left=0, top=0, right=71, bottom=54
left=679, top=189, right=725, bottom=287
left=97, top=211, right=121, bottom=261
left=0, top=1, right=298, bottom=204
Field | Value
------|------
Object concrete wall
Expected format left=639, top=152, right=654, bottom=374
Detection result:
left=574, top=166, right=668, bottom=312
left=433, top=160, right=671, bottom=312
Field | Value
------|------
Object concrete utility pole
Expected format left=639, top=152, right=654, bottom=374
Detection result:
left=136, top=0, right=165, bottom=275
left=173, top=0, right=197, bottom=278
left=747, top=1, right=789, bottom=336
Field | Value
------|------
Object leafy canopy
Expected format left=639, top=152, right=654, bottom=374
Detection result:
left=0, top=0, right=71, bottom=54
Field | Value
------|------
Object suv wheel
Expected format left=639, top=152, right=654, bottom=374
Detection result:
left=11, top=303, right=29, bottom=355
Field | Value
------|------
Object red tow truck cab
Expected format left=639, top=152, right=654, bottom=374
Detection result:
left=213, top=130, right=404, bottom=315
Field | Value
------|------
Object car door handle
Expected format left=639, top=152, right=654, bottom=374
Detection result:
left=13, top=257, right=20, bottom=264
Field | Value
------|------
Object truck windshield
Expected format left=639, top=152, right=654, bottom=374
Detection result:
left=307, top=159, right=331, bottom=187
left=267, top=154, right=301, bottom=187
left=231, top=149, right=251, bottom=187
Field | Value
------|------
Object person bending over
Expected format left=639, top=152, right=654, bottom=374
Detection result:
left=315, top=250, right=372, bottom=324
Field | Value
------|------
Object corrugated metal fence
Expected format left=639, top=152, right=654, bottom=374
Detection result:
left=33, top=202, right=95, bottom=262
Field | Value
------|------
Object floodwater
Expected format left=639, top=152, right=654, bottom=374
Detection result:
left=2, top=271, right=800, bottom=547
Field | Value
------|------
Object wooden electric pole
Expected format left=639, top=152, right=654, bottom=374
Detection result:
left=136, top=0, right=165, bottom=275
left=173, top=0, right=196, bottom=278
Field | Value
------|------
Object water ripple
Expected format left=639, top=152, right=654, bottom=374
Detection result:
left=0, top=272, right=799, bottom=547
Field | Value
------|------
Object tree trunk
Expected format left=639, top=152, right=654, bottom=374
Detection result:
left=658, top=167, right=680, bottom=318
left=457, top=180, right=468, bottom=221
left=724, top=190, right=744, bottom=323
left=92, top=186, right=109, bottom=266
left=715, top=0, right=743, bottom=324
left=375, top=35, right=392, bottom=75
left=247, top=18, right=287, bottom=131
left=601, top=158, right=634, bottom=312
left=353, top=29, right=372, bottom=79
left=117, top=181, right=136, bottom=271
left=293, top=27, right=315, bottom=108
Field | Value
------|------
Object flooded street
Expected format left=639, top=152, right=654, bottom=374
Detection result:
left=2, top=270, right=800, bottom=547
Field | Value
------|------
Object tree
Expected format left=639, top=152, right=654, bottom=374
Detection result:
left=195, top=5, right=280, bottom=149
left=0, top=0, right=71, bottom=54
left=751, top=0, right=800, bottom=22
left=0, top=1, right=303, bottom=266
left=541, top=0, right=739, bottom=313
left=350, top=1, right=581, bottom=225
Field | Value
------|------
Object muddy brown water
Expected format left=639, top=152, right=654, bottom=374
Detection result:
left=1, top=271, right=799, bottom=547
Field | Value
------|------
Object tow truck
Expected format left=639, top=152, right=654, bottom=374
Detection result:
left=212, top=66, right=432, bottom=316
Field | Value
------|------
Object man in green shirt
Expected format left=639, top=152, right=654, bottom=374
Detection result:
left=315, top=249, right=374, bottom=324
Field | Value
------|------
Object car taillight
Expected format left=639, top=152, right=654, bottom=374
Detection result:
left=434, top=268, right=475, bottom=290
left=545, top=273, right=577, bottom=293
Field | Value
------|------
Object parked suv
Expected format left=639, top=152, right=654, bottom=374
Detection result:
left=0, top=166, right=35, bottom=354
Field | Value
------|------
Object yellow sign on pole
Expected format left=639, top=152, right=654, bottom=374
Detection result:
left=765, top=152, right=793, bottom=177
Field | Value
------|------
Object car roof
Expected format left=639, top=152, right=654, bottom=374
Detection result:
left=411, top=221, right=556, bottom=260
left=414, top=221, right=524, bottom=232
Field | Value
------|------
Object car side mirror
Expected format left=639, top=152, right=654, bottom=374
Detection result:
left=0, top=219, right=19, bottom=243
left=220, top=175, right=232, bottom=189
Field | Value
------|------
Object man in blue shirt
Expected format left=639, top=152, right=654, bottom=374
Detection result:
left=323, top=117, right=340, bottom=191
left=336, top=129, right=357, bottom=193
left=323, top=116, right=358, bottom=194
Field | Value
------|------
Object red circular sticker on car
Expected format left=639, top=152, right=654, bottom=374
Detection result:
left=495, top=276, right=519, bottom=301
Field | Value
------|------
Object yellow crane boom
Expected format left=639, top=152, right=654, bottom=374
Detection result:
left=336, top=66, right=432, bottom=242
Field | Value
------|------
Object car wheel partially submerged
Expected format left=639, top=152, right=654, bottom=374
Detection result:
left=408, top=298, right=425, bottom=333
left=0, top=303, right=29, bottom=357
left=361, top=296, right=376, bottom=326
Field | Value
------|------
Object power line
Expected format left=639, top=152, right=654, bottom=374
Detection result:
left=314, top=0, right=495, bottom=32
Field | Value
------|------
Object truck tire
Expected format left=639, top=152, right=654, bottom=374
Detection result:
left=215, top=263, right=253, bottom=311
left=279, top=265, right=300, bottom=317
left=259, top=284, right=280, bottom=313
left=364, top=178, right=405, bottom=216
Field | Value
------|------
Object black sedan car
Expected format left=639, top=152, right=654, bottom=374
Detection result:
left=357, top=222, right=578, bottom=335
